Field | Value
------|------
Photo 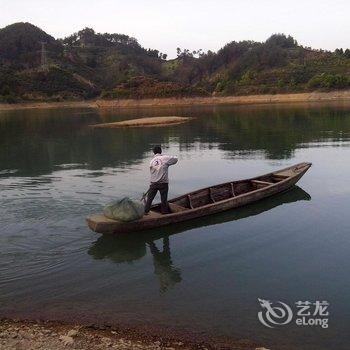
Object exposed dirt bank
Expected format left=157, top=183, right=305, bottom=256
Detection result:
left=95, top=91, right=350, bottom=109
left=0, top=101, right=96, bottom=111
left=0, top=319, right=266, bottom=350
left=1, top=90, right=350, bottom=111
left=90, top=116, right=191, bottom=128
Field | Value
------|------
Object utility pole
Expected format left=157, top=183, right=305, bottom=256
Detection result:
left=39, top=41, right=48, bottom=71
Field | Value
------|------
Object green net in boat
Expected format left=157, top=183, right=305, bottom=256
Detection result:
left=103, top=197, right=145, bottom=222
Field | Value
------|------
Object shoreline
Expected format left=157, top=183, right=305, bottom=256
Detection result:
left=0, top=318, right=263, bottom=350
left=0, top=90, right=350, bottom=111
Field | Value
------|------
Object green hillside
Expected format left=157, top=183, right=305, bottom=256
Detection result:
left=0, top=23, right=349, bottom=103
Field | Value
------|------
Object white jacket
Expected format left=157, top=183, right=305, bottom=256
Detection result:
left=149, top=154, right=178, bottom=183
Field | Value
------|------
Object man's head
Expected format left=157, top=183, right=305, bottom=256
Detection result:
left=153, top=145, right=162, bottom=154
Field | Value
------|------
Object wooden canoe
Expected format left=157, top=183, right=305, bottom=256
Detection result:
left=87, top=162, right=311, bottom=234
left=88, top=186, right=310, bottom=262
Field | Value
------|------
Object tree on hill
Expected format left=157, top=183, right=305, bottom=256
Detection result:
left=265, top=34, right=298, bottom=48
left=60, top=27, right=142, bottom=52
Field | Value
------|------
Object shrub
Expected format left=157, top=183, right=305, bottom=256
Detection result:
left=307, top=73, right=350, bottom=89
left=0, top=93, right=18, bottom=103
left=100, top=76, right=209, bottom=99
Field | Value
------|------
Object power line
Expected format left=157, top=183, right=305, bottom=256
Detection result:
left=39, top=41, right=48, bottom=71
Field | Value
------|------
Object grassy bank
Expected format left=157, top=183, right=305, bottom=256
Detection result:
left=0, top=90, right=350, bottom=111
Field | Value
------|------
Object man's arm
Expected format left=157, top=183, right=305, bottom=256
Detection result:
left=164, top=155, right=178, bottom=166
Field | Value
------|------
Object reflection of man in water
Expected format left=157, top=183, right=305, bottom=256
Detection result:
left=148, top=237, right=182, bottom=293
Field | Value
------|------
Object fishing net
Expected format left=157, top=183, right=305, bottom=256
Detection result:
left=103, top=197, right=145, bottom=222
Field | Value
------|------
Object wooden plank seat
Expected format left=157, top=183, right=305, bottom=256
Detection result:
left=252, top=180, right=273, bottom=185
left=187, top=194, right=193, bottom=209
left=251, top=180, right=273, bottom=189
left=209, top=187, right=216, bottom=203
left=272, top=174, right=289, bottom=182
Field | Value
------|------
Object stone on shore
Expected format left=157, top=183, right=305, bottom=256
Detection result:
left=59, top=335, right=74, bottom=345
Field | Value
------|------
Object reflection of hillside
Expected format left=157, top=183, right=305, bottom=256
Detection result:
left=189, top=105, right=350, bottom=159
left=0, top=109, right=99, bottom=176
left=0, top=108, right=179, bottom=176
left=0, top=103, right=349, bottom=176
left=88, top=186, right=310, bottom=292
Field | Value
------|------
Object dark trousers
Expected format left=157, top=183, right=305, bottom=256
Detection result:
left=144, top=182, right=169, bottom=214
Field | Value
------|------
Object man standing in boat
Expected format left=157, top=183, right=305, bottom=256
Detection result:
left=144, top=146, right=178, bottom=215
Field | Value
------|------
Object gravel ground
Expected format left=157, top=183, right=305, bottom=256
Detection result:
left=0, top=319, right=267, bottom=350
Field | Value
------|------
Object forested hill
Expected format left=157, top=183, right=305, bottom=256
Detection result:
left=0, top=22, right=349, bottom=103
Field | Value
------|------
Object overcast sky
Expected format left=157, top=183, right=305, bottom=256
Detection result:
left=1, top=0, right=349, bottom=58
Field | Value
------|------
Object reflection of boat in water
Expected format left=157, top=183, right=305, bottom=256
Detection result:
left=88, top=186, right=310, bottom=291
left=87, top=163, right=311, bottom=234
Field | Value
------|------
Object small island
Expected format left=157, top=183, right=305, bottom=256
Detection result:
left=89, top=116, right=191, bottom=128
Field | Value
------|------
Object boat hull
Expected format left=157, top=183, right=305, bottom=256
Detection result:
left=87, top=162, right=311, bottom=234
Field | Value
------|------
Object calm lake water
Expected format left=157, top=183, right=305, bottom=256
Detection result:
left=1, top=102, right=350, bottom=349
